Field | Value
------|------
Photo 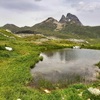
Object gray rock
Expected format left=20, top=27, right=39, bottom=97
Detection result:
left=59, top=13, right=82, bottom=26
left=59, top=15, right=67, bottom=23
left=66, top=13, right=82, bottom=26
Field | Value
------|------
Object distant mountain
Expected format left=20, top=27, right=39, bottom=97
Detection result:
left=33, top=13, right=82, bottom=32
left=32, top=17, right=58, bottom=30
left=2, top=24, right=40, bottom=34
left=32, top=17, right=63, bottom=31
left=2, top=13, right=82, bottom=33
left=2, top=24, right=20, bottom=33
left=59, top=13, right=82, bottom=26
left=1, top=13, right=100, bottom=38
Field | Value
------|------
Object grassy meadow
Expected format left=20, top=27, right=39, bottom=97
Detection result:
left=0, top=29, right=100, bottom=100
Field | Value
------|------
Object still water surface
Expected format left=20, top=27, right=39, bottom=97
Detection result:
left=31, top=49, right=100, bottom=83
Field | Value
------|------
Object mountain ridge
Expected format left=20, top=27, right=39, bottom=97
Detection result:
left=2, top=13, right=83, bottom=31
left=1, top=13, right=100, bottom=38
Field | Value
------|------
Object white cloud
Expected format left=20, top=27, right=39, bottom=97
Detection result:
left=79, top=1, right=84, bottom=5
left=77, top=1, right=100, bottom=11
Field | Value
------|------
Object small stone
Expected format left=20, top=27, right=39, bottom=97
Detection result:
left=5, top=47, right=13, bottom=51
left=78, top=92, right=83, bottom=97
left=17, top=98, right=21, bottom=100
left=88, top=87, right=100, bottom=96
left=44, top=89, right=51, bottom=94
left=62, top=97, right=65, bottom=100
left=87, top=98, right=91, bottom=100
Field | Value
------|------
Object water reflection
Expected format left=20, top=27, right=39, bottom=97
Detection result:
left=31, top=49, right=100, bottom=83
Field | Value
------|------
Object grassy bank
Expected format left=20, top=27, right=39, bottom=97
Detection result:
left=0, top=29, right=73, bottom=99
left=81, top=39, right=100, bottom=49
left=0, top=30, right=100, bottom=100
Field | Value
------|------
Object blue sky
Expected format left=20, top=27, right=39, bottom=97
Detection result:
left=0, top=0, right=100, bottom=26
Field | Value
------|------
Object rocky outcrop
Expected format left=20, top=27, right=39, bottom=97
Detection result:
left=66, top=13, right=82, bottom=26
left=59, top=15, right=67, bottom=24
left=59, top=13, right=82, bottom=26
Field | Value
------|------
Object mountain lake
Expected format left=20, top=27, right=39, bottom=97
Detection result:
left=31, top=48, right=100, bottom=84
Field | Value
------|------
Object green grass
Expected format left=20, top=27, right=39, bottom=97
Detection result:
left=0, top=29, right=100, bottom=100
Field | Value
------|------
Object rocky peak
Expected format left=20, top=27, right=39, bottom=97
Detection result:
left=59, top=15, right=67, bottom=23
left=59, top=13, right=82, bottom=26
left=66, top=13, right=82, bottom=26
left=66, top=13, right=77, bottom=19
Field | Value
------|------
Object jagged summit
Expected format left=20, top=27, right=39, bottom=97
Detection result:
left=66, top=13, right=82, bottom=26
left=59, top=13, right=82, bottom=26
left=59, top=15, right=67, bottom=23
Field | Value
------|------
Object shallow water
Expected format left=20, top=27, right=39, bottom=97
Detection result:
left=31, top=48, right=100, bottom=83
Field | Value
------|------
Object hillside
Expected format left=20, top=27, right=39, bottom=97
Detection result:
left=2, top=24, right=20, bottom=33
left=0, top=28, right=100, bottom=100
left=60, top=25, right=100, bottom=38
